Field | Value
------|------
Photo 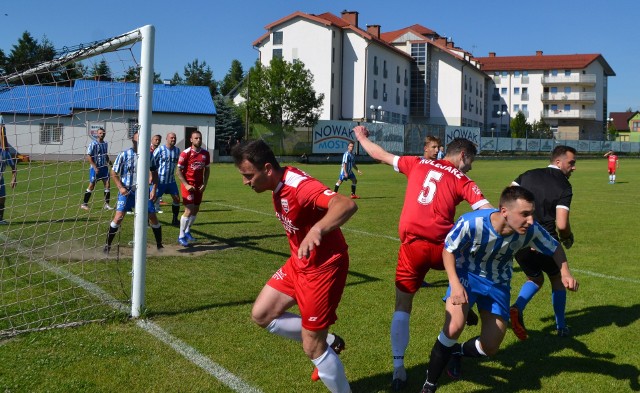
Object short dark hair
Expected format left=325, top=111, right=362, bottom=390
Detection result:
left=231, top=139, right=281, bottom=171
left=445, top=138, right=477, bottom=157
left=550, top=145, right=576, bottom=161
left=499, top=185, right=535, bottom=207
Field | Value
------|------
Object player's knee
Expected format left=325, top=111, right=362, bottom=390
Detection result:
left=250, top=307, right=273, bottom=328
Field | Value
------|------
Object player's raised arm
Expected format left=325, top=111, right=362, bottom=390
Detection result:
left=353, top=125, right=395, bottom=166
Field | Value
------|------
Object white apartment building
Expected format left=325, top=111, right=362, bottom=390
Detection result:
left=253, top=10, right=614, bottom=140
left=477, top=51, right=615, bottom=140
left=253, top=11, right=414, bottom=124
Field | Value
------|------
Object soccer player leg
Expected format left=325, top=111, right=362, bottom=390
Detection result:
left=148, top=201, right=163, bottom=249
left=299, top=253, right=350, bottom=392
left=542, top=258, right=570, bottom=335
left=99, top=167, right=111, bottom=207
left=83, top=167, right=97, bottom=207
left=511, top=248, right=543, bottom=340
left=0, top=178, right=6, bottom=222
left=257, top=259, right=300, bottom=338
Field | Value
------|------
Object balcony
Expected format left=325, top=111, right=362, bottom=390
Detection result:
left=541, top=92, right=596, bottom=102
left=542, top=74, right=596, bottom=85
left=541, top=109, right=596, bottom=119
left=493, top=75, right=501, bottom=83
left=521, top=76, right=529, bottom=84
left=521, top=93, right=529, bottom=101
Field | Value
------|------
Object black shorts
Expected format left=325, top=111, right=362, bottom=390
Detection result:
left=514, top=248, right=560, bottom=278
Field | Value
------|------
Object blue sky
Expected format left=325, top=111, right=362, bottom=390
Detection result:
left=2, top=0, right=638, bottom=112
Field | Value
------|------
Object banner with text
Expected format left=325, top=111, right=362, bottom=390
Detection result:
left=445, top=126, right=481, bottom=152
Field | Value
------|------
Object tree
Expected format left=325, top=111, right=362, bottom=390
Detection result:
left=4, top=32, right=56, bottom=83
left=213, top=95, right=243, bottom=152
left=91, top=59, right=112, bottom=81
left=183, top=59, right=217, bottom=96
left=530, top=119, right=553, bottom=139
left=510, top=111, right=530, bottom=138
left=245, top=57, right=323, bottom=128
left=170, top=72, right=183, bottom=85
left=219, top=59, right=244, bottom=96
left=119, top=66, right=162, bottom=83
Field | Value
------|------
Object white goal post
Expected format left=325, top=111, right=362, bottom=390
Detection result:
left=0, top=25, right=155, bottom=337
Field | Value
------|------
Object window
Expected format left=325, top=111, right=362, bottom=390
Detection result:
left=404, top=69, right=408, bottom=86
left=396, top=88, right=400, bottom=105
left=632, top=121, right=640, bottom=132
left=373, top=80, right=378, bottom=99
left=464, top=76, right=467, bottom=91
left=514, top=104, right=520, bottom=112
left=523, top=71, right=528, bottom=76
left=522, top=104, right=528, bottom=112
left=564, top=104, right=571, bottom=111
left=551, top=104, right=558, bottom=111
left=550, top=87, right=558, bottom=94
left=331, top=73, right=334, bottom=89
left=273, top=31, right=283, bottom=45
left=502, top=71, right=508, bottom=77
left=332, top=47, right=335, bottom=63
left=272, top=48, right=282, bottom=59
left=501, top=87, right=507, bottom=94
left=565, top=69, right=571, bottom=76
left=396, top=66, right=400, bottom=83
left=40, top=123, right=63, bottom=144
left=522, top=87, right=528, bottom=94
left=127, top=118, right=138, bottom=138
left=564, top=86, right=571, bottom=93
left=514, top=87, right=520, bottom=95
left=514, top=70, right=521, bottom=77
left=551, top=69, right=558, bottom=76
left=383, top=83, right=387, bottom=101
left=383, top=60, right=388, bottom=78
left=374, top=56, right=378, bottom=75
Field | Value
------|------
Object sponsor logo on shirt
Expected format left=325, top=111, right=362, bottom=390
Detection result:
left=276, top=212, right=299, bottom=234
left=272, top=268, right=287, bottom=280
left=281, top=199, right=290, bottom=213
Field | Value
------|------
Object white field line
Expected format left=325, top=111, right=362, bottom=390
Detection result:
left=214, top=202, right=635, bottom=284
left=0, top=234, right=262, bottom=393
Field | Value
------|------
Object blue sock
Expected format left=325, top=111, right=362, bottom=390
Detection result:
left=552, top=290, right=567, bottom=329
left=514, top=281, right=540, bottom=311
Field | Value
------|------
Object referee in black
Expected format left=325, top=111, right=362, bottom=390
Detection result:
left=509, top=145, right=580, bottom=339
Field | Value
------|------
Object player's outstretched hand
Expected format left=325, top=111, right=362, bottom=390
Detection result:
left=298, top=227, right=322, bottom=259
left=353, top=125, right=370, bottom=141
left=562, top=273, right=579, bottom=292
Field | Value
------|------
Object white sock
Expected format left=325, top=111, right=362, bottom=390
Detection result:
left=312, top=348, right=351, bottom=393
left=612, top=175, right=616, bottom=182
left=391, top=311, right=410, bottom=368
left=265, top=312, right=302, bottom=341
left=179, top=216, right=188, bottom=237
left=186, top=215, right=197, bottom=232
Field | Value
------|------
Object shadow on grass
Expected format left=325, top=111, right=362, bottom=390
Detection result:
left=349, top=304, right=640, bottom=392
left=146, top=299, right=256, bottom=318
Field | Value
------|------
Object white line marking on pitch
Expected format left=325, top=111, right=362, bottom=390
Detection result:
left=1, top=233, right=262, bottom=393
left=214, top=202, right=636, bottom=284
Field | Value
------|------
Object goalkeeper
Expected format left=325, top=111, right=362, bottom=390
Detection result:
left=509, top=145, right=578, bottom=340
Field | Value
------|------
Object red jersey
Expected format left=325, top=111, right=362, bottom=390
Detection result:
left=395, top=156, right=489, bottom=244
left=608, top=154, right=618, bottom=169
left=178, top=147, right=210, bottom=185
left=273, top=166, right=348, bottom=270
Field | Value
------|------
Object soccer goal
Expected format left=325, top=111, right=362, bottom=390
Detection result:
left=0, top=25, right=155, bottom=338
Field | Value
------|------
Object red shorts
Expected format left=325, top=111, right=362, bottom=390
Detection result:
left=267, top=252, right=349, bottom=331
left=395, top=238, right=444, bottom=294
left=608, top=166, right=616, bottom=175
left=181, top=183, right=203, bottom=205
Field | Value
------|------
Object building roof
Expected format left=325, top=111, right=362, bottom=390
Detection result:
left=476, top=52, right=616, bottom=76
left=252, top=10, right=413, bottom=60
left=0, top=80, right=216, bottom=116
left=609, top=111, right=639, bottom=131
left=380, top=24, right=437, bottom=42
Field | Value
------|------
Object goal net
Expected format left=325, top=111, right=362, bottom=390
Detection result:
left=0, top=26, right=155, bottom=338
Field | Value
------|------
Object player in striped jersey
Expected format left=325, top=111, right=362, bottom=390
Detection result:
left=334, top=141, right=362, bottom=199
left=419, top=186, right=578, bottom=393
left=0, top=147, right=17, bottom=224
left=103, top=132, right=163, bottom=254
left=81, top=128, right=112, bottom=211
left=152, top=133, right=181, bottom=226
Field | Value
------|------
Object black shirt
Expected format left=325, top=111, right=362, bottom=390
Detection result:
left=513, top=165, right=572, bottom=239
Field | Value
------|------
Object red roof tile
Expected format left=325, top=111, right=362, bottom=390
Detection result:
left=476, top=53, right=615, bottom=75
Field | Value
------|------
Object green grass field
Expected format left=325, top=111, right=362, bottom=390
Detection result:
left=1, top=156, right=639, bottom=392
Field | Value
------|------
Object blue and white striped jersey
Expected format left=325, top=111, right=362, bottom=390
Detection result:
left=341, top=150, right=356, bottom=176
left=87, top=140, right=109, bottom=167
left=445, top=209, right=559, bottom=286
left=0, top=150, right=15, bottom=178
left=152, top=145, right=180, bottom=185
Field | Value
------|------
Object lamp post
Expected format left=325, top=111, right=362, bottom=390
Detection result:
left=370, top=104, right=382, bottom=123
left=607, top=117, right=614, bottom=141
left=491, top=126, right=495, bottom=139
left=497, top=111, right=506, bottom=136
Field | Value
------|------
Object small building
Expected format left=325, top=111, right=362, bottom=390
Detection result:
left=0, top=80, right=217, bottom=160
left=610, top=111, right=640, bottom=142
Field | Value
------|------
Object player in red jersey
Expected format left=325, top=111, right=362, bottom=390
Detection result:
left=176, top=130, right=210, bottom=246
left=353, top=125, right=492, bottom=391
left=604, top=150, right=619, bottom=184
left=231, top=140, right=357, bottom=393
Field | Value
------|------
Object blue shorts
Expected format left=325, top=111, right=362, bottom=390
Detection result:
left=116, top=190, right=156, bottom=213
left=156, top=182, right=179, bottom=198
left=339, top=172, right=356, bottom=182
left=89, top=166, right=109, bottom=183
left=444, top=269, right=511, bottom=321
left=0, top=177, right=5, bottom=198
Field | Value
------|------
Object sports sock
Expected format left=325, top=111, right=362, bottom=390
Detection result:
left=312, top=348, right=350, bottom=393
left=391, top=311, right=410, bottom=368
left=351, top=184, right=356, bottom=195
left=612, top=174, right=616, bottom=182
left=460, top=336, right=486, bottom=357
left=187, top=214, right=197, bottom=231
left=150, top=223, right=162, bottom=247
left=0, top=202, right=5, bottom=220
left=179, top=216, right=188, bottom=237
left=83, top=189, right=92, bottom=204
left=172, top=203, right=180, bottom=220
left=106, top=222, right=120, bottom=246
left=514, top=280, right=540, bottom=311
left=104, top=189, right=110, bottom=204
left=425, top=332, right=456, bottom=385
left=265, top=312, right=303, bottom=341
left=334, top=183, right=340, bottom=192
left=552, top=289, right=567, bottom=329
